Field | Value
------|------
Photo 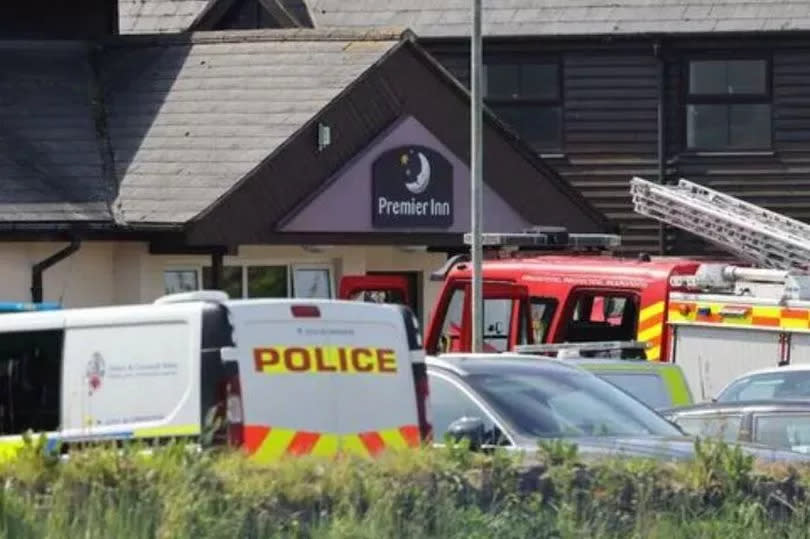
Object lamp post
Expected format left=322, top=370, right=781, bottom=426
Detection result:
left=470, top=0, right=484, bottom=352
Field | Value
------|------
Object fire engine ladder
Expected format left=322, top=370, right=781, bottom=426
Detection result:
left=630, top=176, right=810, bottom=272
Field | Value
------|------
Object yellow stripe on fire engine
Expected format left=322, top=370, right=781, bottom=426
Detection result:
left=253, top=346, right=398, bottom=374
left=640, top=301, right=665, bottom=321
left=638, top=301, right=665, bottom=361
left=669, top=301, right=810, bottom=330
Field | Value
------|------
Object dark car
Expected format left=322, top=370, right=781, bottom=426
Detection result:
left=426, top=354, right=810, bottom=463
left=661, top=401, right=810, bottom=454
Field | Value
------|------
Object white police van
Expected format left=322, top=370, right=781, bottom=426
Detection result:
left=0, top=292, right=429, bottom=461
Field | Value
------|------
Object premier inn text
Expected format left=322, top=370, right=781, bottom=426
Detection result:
left=377, top=197, right=451, bottom=217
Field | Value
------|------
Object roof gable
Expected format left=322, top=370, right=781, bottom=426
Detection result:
left=307, top=0, right=810, bottom=38
left=184, top=36, right=611, bottom=244
left=280, top=115, right=533, bottom=234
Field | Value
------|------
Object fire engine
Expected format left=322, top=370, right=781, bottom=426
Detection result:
left=628, top=176, right=810, bottom=399
left=341, top=175, right=810, bottom=400
left=342, top=226, right=709, bottom=362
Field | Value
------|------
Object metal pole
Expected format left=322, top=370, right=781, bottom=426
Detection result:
left=470, top=0, right=484, bottom=353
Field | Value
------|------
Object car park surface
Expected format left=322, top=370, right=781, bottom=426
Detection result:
left=425, top=354, right=810, bottom=463
left=661, top=400, right=810, bottom=454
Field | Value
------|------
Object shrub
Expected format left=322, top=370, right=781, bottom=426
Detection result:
left=0, top=437, right=808, bottom=538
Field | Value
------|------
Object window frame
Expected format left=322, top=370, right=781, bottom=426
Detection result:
left=427, top=370, right=516, bottom=448
left=163, top=262, right=335, bottom=299
left=163, top=267, right=202, bottom=295
left=683, top=55, right=773, bottom=152
left=291, top=263, right=335, bottom=299
left=483, top=54, right=564, bottom=152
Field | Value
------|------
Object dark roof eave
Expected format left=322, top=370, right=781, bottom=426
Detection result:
left=420, top=28, right=810, bottom=43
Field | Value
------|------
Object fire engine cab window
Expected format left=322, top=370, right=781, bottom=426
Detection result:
left=0, top=330, right=63, bottom=436
left=484, top=299, right=512, bottom=352
left=438, top=288, right=465, bottom=352
left=565, top=293, right=638, bottom=343
left=529, top=298, right=557, bottom=343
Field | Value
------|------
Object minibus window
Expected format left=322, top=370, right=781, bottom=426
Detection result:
left=0, top=330, right=63, bottom=435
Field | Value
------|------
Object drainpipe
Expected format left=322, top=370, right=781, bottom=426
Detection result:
left=210, top=250, right=224, bottom=290
left=31, top=239, right=81, bottom=303
left=654, top=40, right=667, bottom=255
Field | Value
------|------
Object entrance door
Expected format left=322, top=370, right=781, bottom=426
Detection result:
left=425, top=280, right=532, bottom=354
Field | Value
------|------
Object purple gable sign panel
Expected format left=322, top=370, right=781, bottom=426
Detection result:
left=372, top=146, right=453, bottom=228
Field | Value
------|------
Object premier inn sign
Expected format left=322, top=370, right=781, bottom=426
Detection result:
left=372, top=145, right=453, bottom=228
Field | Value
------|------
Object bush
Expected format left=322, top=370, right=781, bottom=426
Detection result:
left=0, top=437, right=808, bottom=538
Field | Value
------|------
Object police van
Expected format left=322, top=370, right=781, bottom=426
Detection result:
left=0, top=291, right=430, bottom=462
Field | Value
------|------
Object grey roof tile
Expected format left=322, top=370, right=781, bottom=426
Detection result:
left=103, top=30, right=400, bottom=223
left=0, top=42, right=111, bottom=222
left=119, top=0, right=211, bottom=34
left=307, top=0, right=810, bottom=37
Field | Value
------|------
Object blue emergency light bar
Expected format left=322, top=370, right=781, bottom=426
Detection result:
left=0, top=301, right=62, bottom=313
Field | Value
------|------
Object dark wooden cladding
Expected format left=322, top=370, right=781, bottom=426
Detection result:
left=560, top=53, right=659, bottom=253
left=424, top=36, right=810, bottom=256
left=0, top=0, right=118, bottom=38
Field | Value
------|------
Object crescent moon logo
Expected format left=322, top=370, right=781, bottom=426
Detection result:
left=405, top=152, right=431, bottom=194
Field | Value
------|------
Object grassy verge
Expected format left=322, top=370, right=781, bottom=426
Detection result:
left=0, top=437, right=809, bottom=538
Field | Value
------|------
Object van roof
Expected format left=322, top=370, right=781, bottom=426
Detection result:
left=447, top=255, right=710, bottom=284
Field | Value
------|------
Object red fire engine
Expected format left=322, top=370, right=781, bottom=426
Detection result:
left=340, top=227, right=720, bottom=362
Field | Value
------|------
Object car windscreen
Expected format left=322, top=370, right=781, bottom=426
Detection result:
left=716, top=370, right=810, bottom=402
left=464, top=367, right=682, bottom=439
left=593, top=371, right=671, bottom=409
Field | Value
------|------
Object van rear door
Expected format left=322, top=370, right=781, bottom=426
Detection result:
left=229, top=300, right=421, bottom=461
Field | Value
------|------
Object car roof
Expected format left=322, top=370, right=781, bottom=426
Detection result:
left=426, top=353, right=585, bottom=376
left=730, top=364, right=810, bottom=378
left=661, top=400, right=810, bottom=416
left=565, top=358, right=675, bottom=370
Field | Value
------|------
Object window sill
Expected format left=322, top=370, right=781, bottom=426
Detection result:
left=678, top=150, right=776, bottom=158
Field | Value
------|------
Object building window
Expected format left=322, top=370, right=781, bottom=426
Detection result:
left=246, top=266, right=289, bottom=298
left=484, top=61, right=562, bottom=152
left=686, top=59, right=771, bottom=150
left=164, top=264, right=332, bottom=299
left=291, top=266, right=332, bottom=299
left=164, top=269, right=199, bottom=294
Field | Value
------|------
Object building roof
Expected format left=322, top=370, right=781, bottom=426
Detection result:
left=119, top=0, right=212, bottom=34
left=0, top=29, right=610, bottom=236
left=0, top=41, right=112, bottom=222
left=103, top=29, right=401, bottom=223
left=306, top=0, right=810, bottom=38
left=118, top=0, right=314, bottom=34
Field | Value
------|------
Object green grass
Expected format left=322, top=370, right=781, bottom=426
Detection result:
left=0, top=437, right=809, bottom=538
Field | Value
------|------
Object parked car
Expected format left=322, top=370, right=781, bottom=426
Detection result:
left=714, top=364, right=810, bottom=403
left=425, top=354, right=810, bottom=463
left=565, top=358, right=693, bottom=410
left=661, top=401, right=810, bottom=454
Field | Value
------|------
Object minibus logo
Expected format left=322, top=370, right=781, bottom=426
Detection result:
left=86, top=352, right=106, bottom=394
